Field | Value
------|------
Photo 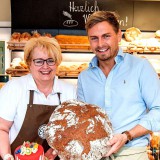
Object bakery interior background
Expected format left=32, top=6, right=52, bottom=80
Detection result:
left=0, top=0, right=160, bottom=74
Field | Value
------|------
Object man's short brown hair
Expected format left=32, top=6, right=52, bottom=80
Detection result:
left=85, top=11, right=120, bottom=34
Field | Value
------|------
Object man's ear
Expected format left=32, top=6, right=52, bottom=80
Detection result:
left=118, top=29, right=122, bottom=42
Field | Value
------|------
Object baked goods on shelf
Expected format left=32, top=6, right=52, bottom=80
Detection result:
left=8, top=32, right=24, bottom=50
left=45, top=100, right=113, bottom=160
left=8, top=32, right=28, bottom=50
left=32, top=31, right=41, bottom=38
left=146, top=38, right=160, bottom=51
left=124, top=27, right=142, bottom=42
left=7, top=31, right=160, bottom=53
left=126, top=39, right=146, bottom=53
left=8, top=33, right=91, bottom=52
left=14, top=141, right=44, bottom=160
left=155, top=30, right=160, bottom=39
left=6, top=68, right=29, bottom=77
left=77, top=63, right=88, bottom=71
left=55, top=34, right=91, bottom=51
left=57, top=63, right=88, bottom=77
left=43, top=33, right=52, bottom=38
left=10, top=32, right=21, bottom=42
left=10, top=58, right=22, bottom=68
left=10, top=32, right=31, bottom=43
left=20, top=32, right=31, bottom=42
left=126, top=38, right=160, bottom=53
left=6, top=58, right=29, bottom=77
left=119, top=39, right=130, bottom=52
left=19, top=61, right=28, bottom=69
left=10, top=58, right=28, bottom=69
left=8, top=31, right=44, bottom=50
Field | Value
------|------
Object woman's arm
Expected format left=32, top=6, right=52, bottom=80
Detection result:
left=0, top=117, right=13, bottom=159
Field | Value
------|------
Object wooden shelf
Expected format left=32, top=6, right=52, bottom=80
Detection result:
left=7, top=39, right=160, bottom=54
left=6, top=68, right=29, bottom=77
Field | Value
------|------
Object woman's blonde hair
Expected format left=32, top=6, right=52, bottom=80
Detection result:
left=24, top=36, right=62, bottom=67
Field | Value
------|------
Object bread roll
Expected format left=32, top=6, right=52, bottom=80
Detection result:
left=20, top=61, right=28, bottom=69
left=155, top=30, right=160, bottom=38
left=15, top=66, right=25, bottom=69
left=20, top=32, right=31, bottom=42
left=43, top=33, right=52, bottom=38
left=77, top=63, right=88, bottom=71
left=32, top=32, right=41, bottom=38
left=10, top=32, right=21, bottom=42
left=10, top=58, right=22, bottom=68
left=124, top=27, right=141, bottom=42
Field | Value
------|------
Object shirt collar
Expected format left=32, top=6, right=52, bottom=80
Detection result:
left=89, top=47, right=124, bottom=68
left=27, top=74, right=38, bottom=91
left=52, top=76, right=62, bottom=94
left=27, top=74, right=61, bottom=94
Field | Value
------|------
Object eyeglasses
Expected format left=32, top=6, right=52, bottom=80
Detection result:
left=33, top=58, right=56, bottom=66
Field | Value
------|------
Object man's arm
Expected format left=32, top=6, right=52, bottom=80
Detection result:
left=106, top=124, right=150, bottom=157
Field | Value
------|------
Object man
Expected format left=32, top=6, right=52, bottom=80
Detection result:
left=77, top=11, right=160, bottom=160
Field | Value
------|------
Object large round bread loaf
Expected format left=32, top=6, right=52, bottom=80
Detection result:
left=45, top=100, right=113, bottom=160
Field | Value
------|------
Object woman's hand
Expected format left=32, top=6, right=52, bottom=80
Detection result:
left=104, top=133, right=127, bottom=157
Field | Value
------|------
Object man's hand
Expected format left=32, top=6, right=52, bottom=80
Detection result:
left=44, top=148, right=58, bottom=160
left=105, top=133, right=127, bottom=157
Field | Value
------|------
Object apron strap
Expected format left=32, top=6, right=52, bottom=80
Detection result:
left=57, top=92, right=61, bottom=104
left=29, top=90, right=61, bottom=105
left=29, top=90, right=34, bottom=107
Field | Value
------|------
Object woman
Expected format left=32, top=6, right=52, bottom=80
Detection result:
left=0, top=37, right=77, bottom=160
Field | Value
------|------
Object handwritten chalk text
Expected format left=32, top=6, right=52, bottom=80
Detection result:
left=69, top=1, right=99, bottom=13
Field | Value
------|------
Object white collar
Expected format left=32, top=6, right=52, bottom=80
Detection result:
left=26, top=74, right=61, bottom=94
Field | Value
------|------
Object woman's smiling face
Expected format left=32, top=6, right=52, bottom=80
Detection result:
left=29, top=46, right=57, bottom=83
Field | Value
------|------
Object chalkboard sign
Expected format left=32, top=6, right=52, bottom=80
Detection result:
left=11, top=0, right=160, bottom=31
left=58, top=0, right=133, bottom=30
left=133, top=1, right=160, bottom=31
left=11, top=0, right=59, bottom=29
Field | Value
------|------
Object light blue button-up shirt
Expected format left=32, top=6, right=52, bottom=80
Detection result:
left=77, top=48, right=160, bottom=147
